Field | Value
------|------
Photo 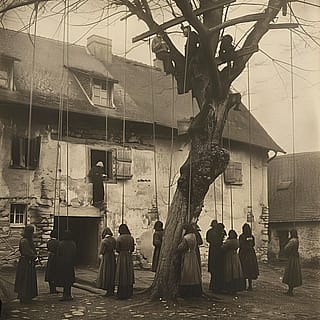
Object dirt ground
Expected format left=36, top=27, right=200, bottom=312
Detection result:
left=0, top=263, right=319, bottom=319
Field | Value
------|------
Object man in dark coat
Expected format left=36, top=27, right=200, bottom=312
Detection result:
left=14, top=225, right=38, bottom=303
left=56, top=230, right=77, bottom=301
left=45, top=229, right=59, bottom=294
left=88, top=161, right=106, bottom=208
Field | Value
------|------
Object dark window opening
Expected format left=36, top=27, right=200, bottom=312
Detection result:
left=90, top=149, right=115, bottom=181
left=10, top=203, right=27, bottom=226
left=11, top=136, right=41, bottom=169
left=0, top=58, right=13, bottom=90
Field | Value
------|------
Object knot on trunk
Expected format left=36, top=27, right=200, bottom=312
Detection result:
left=178, top=144, right=229, bottom=212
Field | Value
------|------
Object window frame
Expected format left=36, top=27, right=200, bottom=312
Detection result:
left=224, top=161, right=243, bottom=185
left=91, top=78, right=115, bottom=108
left=88, top=147, right=117, bottom=183
left=10, top=136, right=41, bottom=170
left=0, top=57, right=14, bottom=90
left=10, top=203, right=27, bottom=227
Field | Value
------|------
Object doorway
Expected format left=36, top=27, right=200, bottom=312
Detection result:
left=54, top=216, right=100, bottom=266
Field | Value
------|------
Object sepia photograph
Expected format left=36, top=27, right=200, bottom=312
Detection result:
left=0, top=0, right=319, bottom=319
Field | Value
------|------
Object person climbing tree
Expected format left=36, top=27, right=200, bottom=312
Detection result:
left=151, top=35, right=174, bottom=75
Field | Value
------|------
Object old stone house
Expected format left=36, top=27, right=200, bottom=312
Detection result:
left=0, top=28, right=283, bottom=267
left=268, top=152, right=320, bottom=266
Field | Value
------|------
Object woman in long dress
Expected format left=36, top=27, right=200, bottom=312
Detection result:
left=282, top=229, right=302, bottom=296
left=222, top=230, right=245, bottom=294
left=151, top=221, right=164, bottom=272
left=177, top=224, right=202, bottom=298
left=207, top=223, right=226, bottom=293
left=115, top=224, right=135, bottom=299
left=239, top=223, right=259, bottom=290
left=14, top=225, right=38, bottom=303
left=96, top=227, right=116, bottom=296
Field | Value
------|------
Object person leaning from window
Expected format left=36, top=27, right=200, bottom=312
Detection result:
left=282, top=229, right=302, bottom=296
left=88, top=161, right=107, bottom=209
left=151, top=221, right=164, bottom=273
left=115, top=224, right=135, bottom=300
left=55, top=230, right=77, bottom=301
left=14, top=224, right=38, bottom=304
left=96, top=227, right=116, bottom=297
left=45, top=229, right=59, bottom=294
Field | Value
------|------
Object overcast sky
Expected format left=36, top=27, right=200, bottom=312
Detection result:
left=3, top=0, right=320, bottom=154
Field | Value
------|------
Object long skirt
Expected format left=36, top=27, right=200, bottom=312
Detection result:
left=96, top=252, right=116, bottom=294
left=14, top=257, right=38, bottom=302
left=283, top=255, right=302, bottom=288
left=115, top=251, right=134, bottom=299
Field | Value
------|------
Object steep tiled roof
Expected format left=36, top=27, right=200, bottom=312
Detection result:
left=268, top=152, right=320, bottom=222
left=0, top=28, right=284, bottom=152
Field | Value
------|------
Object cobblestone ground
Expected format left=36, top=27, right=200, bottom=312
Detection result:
left=1, top=264, right=319, bottom=320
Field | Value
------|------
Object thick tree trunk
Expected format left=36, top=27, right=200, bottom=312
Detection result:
left=150, top=98, right=231, bottom=300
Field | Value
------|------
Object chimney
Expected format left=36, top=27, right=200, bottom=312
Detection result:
left=87, top=35, right=112, bottom=65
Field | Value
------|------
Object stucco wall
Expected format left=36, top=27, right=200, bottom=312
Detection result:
left=0, top=114, right=270, bottom=265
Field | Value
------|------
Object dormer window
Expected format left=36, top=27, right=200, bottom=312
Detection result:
left=0, top=57, right=14, bottom=90
left=92, top=78, right=114, bottom=108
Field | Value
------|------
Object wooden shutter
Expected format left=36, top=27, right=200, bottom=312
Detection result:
left=116, top=147, right=132, bottom=180
left=224, top=161, right=242, bottom=185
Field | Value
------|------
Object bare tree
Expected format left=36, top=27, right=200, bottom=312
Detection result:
left=0, top=0, right=302, bottom=300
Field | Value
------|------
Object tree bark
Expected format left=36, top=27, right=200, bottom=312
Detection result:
left=150, top=96, right=232, bottom=300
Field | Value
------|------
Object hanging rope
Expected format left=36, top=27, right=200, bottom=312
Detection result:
left=167, top=75, right=175, bottom=216
left=104, top=1, right=111, bottom=227
left=289, top=5, right=296, bottom=228
left=121, top=10, right=128, bottom=224
left=220, top=174, right=224, bottom=224
left=227, top=121, right=234, bottom=230
left=26, top=2, right=39, bottom=198
left=64, top=0, right=70, bottom=231
left=213, top=181, right=217, bottom=220
left=247, top=62, right=253, bottom=230
left=148, top=38, right=159, bottom=220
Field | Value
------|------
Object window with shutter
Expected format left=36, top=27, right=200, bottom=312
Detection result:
left=116, top=147, right=132, bottom=180
left=224, top=161, right=243, bottom=185
left=90, top=148, right=116, bottom=182
left=91, top=78, right=114, bottom=108
left=0, top=57, right=13, bottom=90
left=10, top=136, right=41, bottom=169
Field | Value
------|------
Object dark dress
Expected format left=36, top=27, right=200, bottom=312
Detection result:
left=207, top=228, right=225, bottom=292
left=222, top=239, right=245, bottom=293
left=239, top=234, right=259, bottom=280
left=45, top=238, right=59, bottom=285
left=55, top=239, right=77, bottom=296
left=115, top=234, right=135, bottom=299
left=151, top=230, right=163, bottom=272
left=88, top=166, right=105, bottom=207
left=97, top=236, right=116, bottom=294
left=14, top=237, right=38, bottom=302
left=282, top=238, right=302, bottom=288
left=177, top=233, right=202, bottom=297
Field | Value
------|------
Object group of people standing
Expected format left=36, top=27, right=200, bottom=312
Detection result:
left=206, top=221, right=259, bottom=294
left=14, top=225, right=76, bottom=303
left=14, top=219, right=302, bottom=304
left=96, top=224, right=135, bottom=299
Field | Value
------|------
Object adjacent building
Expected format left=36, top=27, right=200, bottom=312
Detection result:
left=0, top=28, right=283, bottom=266
left=268, top=152, right=320, bottom=266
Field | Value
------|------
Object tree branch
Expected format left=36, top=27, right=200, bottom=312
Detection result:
left=229, top=0, right=285, bottom=83
left=174, top=0, right=222, bottom=99
left=0, top=0, right=54, bottom=14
